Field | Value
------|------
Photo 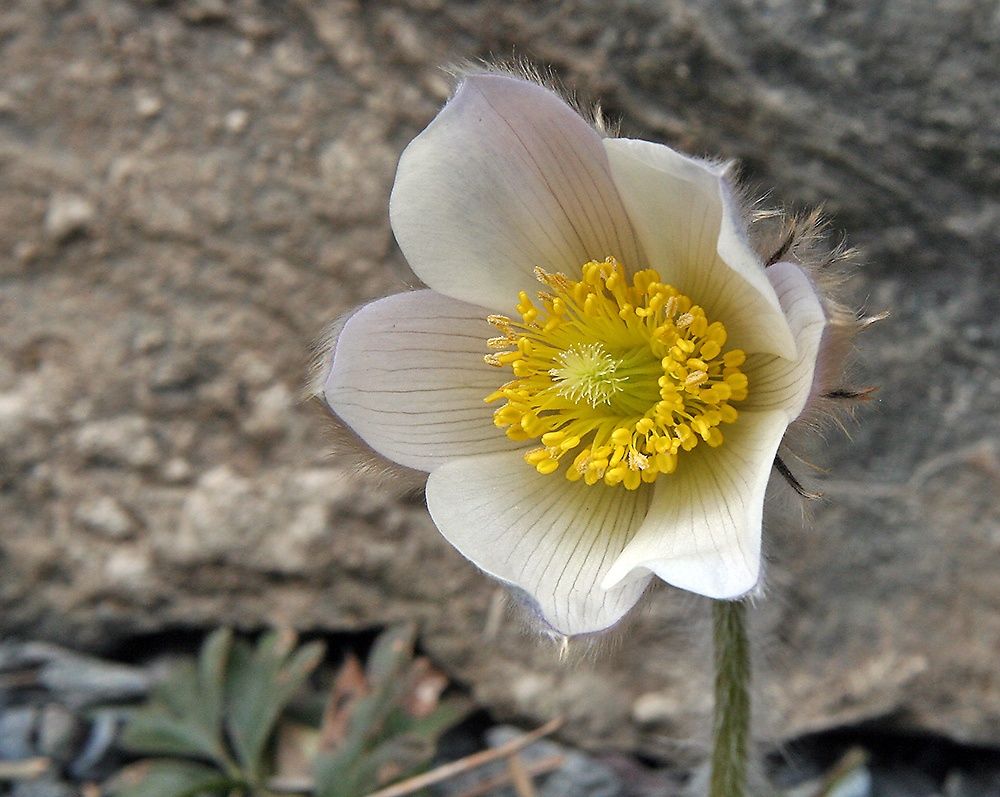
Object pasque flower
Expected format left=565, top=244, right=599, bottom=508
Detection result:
left=315, top=73, right=856, bottom=637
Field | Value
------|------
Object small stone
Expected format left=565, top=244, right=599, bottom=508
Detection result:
left=161, top=456, right=193, bottom=483
left=0, top=707, right=37, bottom=759
left=224, top=108, right=248, bottom=133
left=179, top=0, right=229, bottom=22
left=631, top=691, right=681, bottom=725
left=131, top=191, right=195, bottom=238
left=242, top=382, right=293, bottom=438
left=73, top=496, right=135, bottom=539
left=13, top=241, right=38, bottom=264
left=44, top=193, right=95, bottom=241
left=134, top=91, right=162, bottom=117
left=131, top=327, right=166, bottom=354
left=316, top=136, right=396, bottom=221
left=104, top=547, right=151, bottom=586
left=74, top=416, right=161, bottom=468
left=36, top=704, right=84, bottom=764
left=10, top=780, right=75, bottom=797
left=174, top=466, right=252, bottom=561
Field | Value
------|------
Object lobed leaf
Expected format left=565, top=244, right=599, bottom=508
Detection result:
left=109, top=759, right=242, bottom=797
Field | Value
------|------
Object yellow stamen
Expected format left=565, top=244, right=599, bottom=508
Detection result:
left=484, top=257, right=747, bottom=489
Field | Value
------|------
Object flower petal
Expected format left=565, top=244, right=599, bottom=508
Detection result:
left=740, top=261, right=827, bottom=419
left=390, top=74, right=645, bottom=312
left=603, top=138, right=797, bottom=360
left=601, top=408, right=790, bottom=598
left=323, top=290, right=523, bottom=472
left=425, top=450, right=654, bottom=636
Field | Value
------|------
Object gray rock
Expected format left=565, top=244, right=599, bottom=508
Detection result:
left=43, top=193, right=94, bottom=241
left=35, top=704, right=86, bottom=765
left=0, top=707, right=38, bottom=760
left=73, top=417, right=161, bottom=469
left=10, top=781, right=76, bottom=797
left=73, top=496, right=136, bottom=539
left=68, top=710, right=120, bottom=781
left=0, top=643, right=151, bottom=708
left=485, top=726, right=625, bottom=797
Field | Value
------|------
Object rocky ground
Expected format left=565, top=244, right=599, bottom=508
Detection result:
left=2, top=0, right=1000, bottom=792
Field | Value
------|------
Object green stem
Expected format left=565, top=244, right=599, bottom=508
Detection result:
left=709, top=599, right=751, bottom=797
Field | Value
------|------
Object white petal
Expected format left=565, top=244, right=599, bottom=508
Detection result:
left=323, top=290, right=523, bottom=472
left=741, top=261, right=827, bottom=419
left=602, top=409, right=790, bottom=598
left=425, top=450, right=654, bottom=636
left=390, top=75, right=645, bottom=312
left=603, top=138, right=797, bottom=360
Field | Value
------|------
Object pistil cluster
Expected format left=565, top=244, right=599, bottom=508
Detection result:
left=484, top=257, right=748, bottom=490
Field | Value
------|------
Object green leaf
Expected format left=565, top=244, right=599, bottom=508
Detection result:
left=312, top=734, right=431, bottom=797
left=119, top=637, right=235, bottom=769
left=225, top=631, right=325, bottom=783
left=404, top=697, right=473, bottom=742
left=153, top=660, right=204, bottom=723
left=108, top=759, right=241, bottom=797
left=312, top=746, right=368, bottom=797
left=196, top=627, right=232, bottom=739
left=364, top=624, right=417, bottom=688
left=119, top=709, right=223, bottom=762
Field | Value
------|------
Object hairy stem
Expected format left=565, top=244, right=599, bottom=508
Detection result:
left=709, top=599, right=751, bottom=797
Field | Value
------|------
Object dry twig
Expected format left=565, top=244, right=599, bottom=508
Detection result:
left=363, top=717, right=564, bottom=797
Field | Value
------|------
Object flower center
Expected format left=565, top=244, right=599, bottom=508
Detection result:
left=549, top=342, right=623, bottom=406
left=484, top=256, right=748, bottom=490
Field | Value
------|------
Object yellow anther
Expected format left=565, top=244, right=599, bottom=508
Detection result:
left=700, top=340, right=722, bottom=360
left=605, top=466, right=626, bottom=486
left=655, top=452, right=678, bottom=473
left=711, top=382, right=733, bottom=402
left=541, top=431, right=565, bottom=447
left=484, top=256, right=748, bottom=488
left=685, top=370, right=709, bottom=388
left=723, top=350, right=746, bottom=368
left=611, top=428, right=632, bottom=446
left=524, top=448, right=549, bottom=465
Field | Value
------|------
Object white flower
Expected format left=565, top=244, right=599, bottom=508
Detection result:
left=316, top=74, right=830, bottom=637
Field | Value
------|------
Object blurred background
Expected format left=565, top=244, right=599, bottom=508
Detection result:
left=2, top=0, right=1000, bottom=795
